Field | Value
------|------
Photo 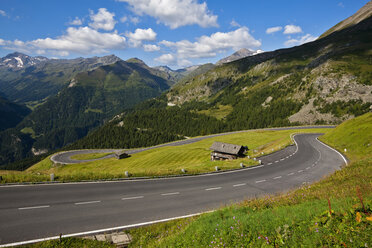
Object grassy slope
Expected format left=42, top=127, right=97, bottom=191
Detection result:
left=126, top=113, right=372, bottom=247
left=0, top=128, right=329, bottom=183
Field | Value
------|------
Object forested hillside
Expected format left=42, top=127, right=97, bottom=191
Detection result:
left=0, top=95, right=30, bottom=131
left=0, top=59, right=172, bottom=167
left=71, top=16, right=372, bottom=151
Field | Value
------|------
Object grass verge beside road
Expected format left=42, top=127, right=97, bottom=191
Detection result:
left=1, top=128, right=329, bottom=183
left=125, top=113, right=372, bottom=247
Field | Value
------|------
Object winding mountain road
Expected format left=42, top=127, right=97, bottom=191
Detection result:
left=51, top=126, right=334, bottom=164
left=0, top=133, right=346, bottom=247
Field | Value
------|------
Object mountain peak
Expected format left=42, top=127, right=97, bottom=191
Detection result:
left=216, top=48, right=264, bottom=65
left=0, top=52, right=48, bottom=70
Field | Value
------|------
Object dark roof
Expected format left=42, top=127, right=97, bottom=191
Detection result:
left=209, top=142, right=243, bottom=155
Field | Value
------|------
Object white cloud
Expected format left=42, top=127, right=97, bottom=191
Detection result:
left=283, top=25, right=302, bottom=34
left=266, top=26, right=282, bottom=34
left=118, top=0, right=218, bottom=29
left=0, top=10, right=7, bottom=17
left=89, top=8, right=116, bottom=31
left=0, top=38, right=5, bottom=45
left=284, top=34, right=317, bottom=47
left=143, top=44, right=160, bottom=52
left=4, top=27, right=126, bottom=56
left=230, top=19, right=240, bottom=27
left=120, top=16, right=128, bottom=23
left=127, top=28, right=157, bottom=47
left=338, top=2, right=345, bottom=8
left=130, top=16, right=140, bottom=24
left=155, top=53, right=176, bottom=64
left=160, top=27, right=261, bottom=59
left=69, top=17, right=83, bottom=26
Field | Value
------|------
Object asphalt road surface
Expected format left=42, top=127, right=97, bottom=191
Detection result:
left=0, top=133, right=346, bottom=246
left=51, top=126, right=335, bottom=164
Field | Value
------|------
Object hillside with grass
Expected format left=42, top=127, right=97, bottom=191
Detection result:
left=0, top=128, right=330, bottom=183
left=123, top=114, right=372, bottom=247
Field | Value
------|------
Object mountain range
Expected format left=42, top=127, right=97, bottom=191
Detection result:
left=0, top=2, right=371, bottom=169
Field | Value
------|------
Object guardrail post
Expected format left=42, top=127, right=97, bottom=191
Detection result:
left=125, top=171, right=130, bottom=177
left=50, top=173, right=54, bottom=181
left=181, top=168, right=186, bottom=173
left=215, top=166, right=219, bottom=171
left=240, top=163, right=244, bottom=168
left=258, top=160, right=262, bottom=165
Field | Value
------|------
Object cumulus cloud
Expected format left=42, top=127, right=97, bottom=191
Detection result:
left=143, top=44, right=160, bottom=52
left=89, top=8, right=116, bottom=31
left=3, top=27, right=126, bottom=56
left=284, top=34, right=317, bottom=47
left=266, top=26, right=282, bottom=34
left=69, top=17, right=83, bottom=26
left=283, top=25, right=302, bottom=34
left=0, top=38, right=5, bottom=45
left=118, top=0, right=218, bottom=29
left=127, top=28, right=157, bottom=47
left=160, top=27, right=261, bottom=59
left=155, top=53, right=176, bottom=64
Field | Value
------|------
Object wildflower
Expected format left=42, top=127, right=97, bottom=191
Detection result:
left=258, top=236, right=261, bottom=239
left=265, top=237, right=268, bottom=240
left=366, top=216, right=372, bottom=221
left=356, top=212, right=362, bottom=223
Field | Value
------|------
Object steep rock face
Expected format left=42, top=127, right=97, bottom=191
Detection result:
left=166, top=15, right=372, bottom=124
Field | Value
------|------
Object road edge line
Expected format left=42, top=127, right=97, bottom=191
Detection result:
left=0, top=211, right=213, bottom=248
left=316, top=137, right=348, bottom=165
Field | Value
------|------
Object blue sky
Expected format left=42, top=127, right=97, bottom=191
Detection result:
left=0, top=0, right=369, bottom=68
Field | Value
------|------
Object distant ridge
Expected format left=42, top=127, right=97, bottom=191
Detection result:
left=319, top=1, right=372, bottom=38
left=216, top=48, right=264, bottom=65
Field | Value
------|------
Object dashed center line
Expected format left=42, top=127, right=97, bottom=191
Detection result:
left=233, top=183, right=246, bottom=187
left=74, top=200, right=101, bottom=205
left=18, top=205, right=50, bottom=210
left=255, top=179, right=266, bottom=183
left=273, top=176, right=282, bottom=179
left=161, top=192, right=180, bottom=196
left=121, top=196, right=144, bottom=200
left=205, top=187, right=221, bottom=191
left=267, top=163, right=272, bottom=165
left=275, top=160, right=279, bottom=163
left=298, top=170, right=303, bottom=173
left=287, top=172, right=295, bottom=176
left=280, top=158, right=285, bottom=161
left=306, top=167, right=310, bottom=170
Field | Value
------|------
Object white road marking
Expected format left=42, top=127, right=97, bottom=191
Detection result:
left=287, top=172, right=295, bottom=176
left=316, top=137, right=348, bottom=165
left=18, top=205, right=50, bottom=210
left=298, top=170, right=303, bottom=173
left=275, top=160, right=279, bottom=163
left=306, top=167, right=310, bottom=170
left=280, top=158, right=285, bottom=161
left=233, top=183, right=246, bottom=187
left=255, top=179, right=266, bottom=183
left=0, top=211, right=215, bottom=248
left=121, top=196, right=144, bottom=200
left=267, top=163, right=272, bottom=165
left=205, top=187, right=221, bottom=191
left=74, top=200, right=101, bottom=205
left=273, top=176, right=282, bottom=179
left=161, top=192, right=180, bottom=196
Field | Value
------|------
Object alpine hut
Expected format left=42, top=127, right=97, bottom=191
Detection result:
left=209, top=142, right=248, bottom=161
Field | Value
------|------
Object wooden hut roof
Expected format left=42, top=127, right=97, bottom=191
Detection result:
left=209, top=142, right=243, bottom=155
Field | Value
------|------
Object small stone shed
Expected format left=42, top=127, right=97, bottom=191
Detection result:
left=115, top=151, right=130, bottom=160
left=209, top=142, right=248, bottom=161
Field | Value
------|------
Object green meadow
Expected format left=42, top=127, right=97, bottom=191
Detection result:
left=1, top=128, right=329, bottom=183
